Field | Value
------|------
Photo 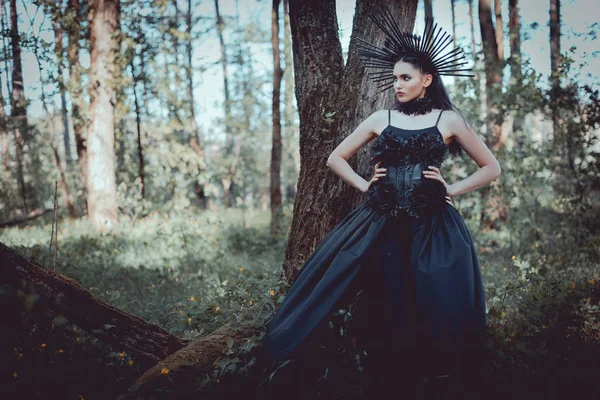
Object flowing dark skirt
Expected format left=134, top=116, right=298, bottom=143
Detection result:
left=262, top=200, right=487, bottom=381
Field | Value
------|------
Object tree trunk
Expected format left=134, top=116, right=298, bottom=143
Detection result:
left=451, top=0, right=456, bottom=47
left=0, top=74, right=8, bottom=178
left=52, top=9, right=73, bottom=167
left=282, top=0, right=298, bottom=204
left=67, top=0, right=89, bottom=214
left=0, top=242, right=185, bottom=366
left=424, top=0, right=433, bottom=21
left=186, top=0, right=207, bottom=208
left=508, top=0, right=521, bottom=81
left=271, top=0, right=284, bottom=236
left=128, top=60, right=146, bottom=198
left=214, top=0, right=235, bottom=208
left=549, top=0, right=561, bottom=143
left=508, top=0, right=523, bottom=141
left=283, top=0, right=418, bottom=282
left=9, top=0, right=30, bottom=214
left=479, top=0, right=507, bottom=230
left=86, top=0, right=120, bottom=230
left=494, top=0, right=504, bottom=60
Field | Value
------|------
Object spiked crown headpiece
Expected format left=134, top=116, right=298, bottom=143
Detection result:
left=356, top=7, right=474, bottom=92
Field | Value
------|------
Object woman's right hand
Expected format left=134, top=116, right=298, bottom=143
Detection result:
left=363, top=161, right=386, bottom=192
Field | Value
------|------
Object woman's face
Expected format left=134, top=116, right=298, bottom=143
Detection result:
left=392, top=61, right=433, bottom=102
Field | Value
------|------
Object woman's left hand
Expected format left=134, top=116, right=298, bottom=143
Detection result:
left=424, top=165, right=452, bottom=203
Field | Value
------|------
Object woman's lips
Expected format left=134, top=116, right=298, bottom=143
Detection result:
left=397, top=92, right=405, bottom=97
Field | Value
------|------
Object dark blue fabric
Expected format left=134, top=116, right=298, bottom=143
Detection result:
left=262, top=125, right=487, bottom=379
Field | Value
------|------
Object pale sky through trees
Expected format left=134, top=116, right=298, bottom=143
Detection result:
left=18, top=0, right=600, bottom=141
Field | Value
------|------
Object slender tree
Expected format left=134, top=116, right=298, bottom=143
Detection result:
left=424, top=0, right=433, bottom=21
left=508, top=0, right=521, bottom=81
left=508, top=0, right=523, bottom=139
left=185, top=0, right=206, bottom=207
left=494, top=0, right=504, bottom=60
left=478, top=0, right=503, bottom=147
left=52, top=4, right=73, bottom=166
left=282, top=0, right=298, bottom=203
left=66, top=0, right=89, bottom=213
left=479, top=0, right=507, bottom=229
left=214, top=0, right=235, bottom=207
left=549, top=0, right=561, bottom=145
left=270, top=0, right=284, bottom=235
left=9, top=0, right=29, bottom=213
left=86, top=0, right=121, bottom=230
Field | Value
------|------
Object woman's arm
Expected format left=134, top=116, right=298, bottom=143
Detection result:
left=326, top=110, right=385, bottom=193
left=440, top=111, right=502, bottom=197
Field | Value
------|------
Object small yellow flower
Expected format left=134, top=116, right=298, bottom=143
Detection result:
left=119, top=352, right=125, bottom=358
left=512, top=255, right=516, bottom=260
left=12, top=372, right=17, bottom=378
left=247, top=339, right=251, bottom=342
left=503, top=267, right=507, bottom=271
left=76, top=337, right=81, bottom=342
left=501, top=311, right=506, bottom=317
left=160, top=368, right=170, bottom=375
left=179, top=310, right=183, bottom=315
left=188, top=296, right=195, bottom=301
left=40, top=343, right=46, bottom=348
left=215, top=307, right=220, bottom=312
left=269, top=290, right=275, bottom=296
left=244, top=291, right=248, bottom=294
left=535, top=243, right=539, bottom=248
left=58, top=349, right=64, bottom=354
left=588, top=279, right=595, bottom=285
left=238, top=267, right=244, bottom=272
left=249, top=300, right=253, bottom=305
left=18, top=353, right=23, bottom=358
left=187, top=318, right=192, bottom=323
left=128, top=360, right=134, bottom=366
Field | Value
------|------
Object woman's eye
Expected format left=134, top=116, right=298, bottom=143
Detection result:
left=403, top=76, right=410, bottom=81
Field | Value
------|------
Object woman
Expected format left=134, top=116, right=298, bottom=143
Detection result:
left=262, top=10, right=501, bottom=399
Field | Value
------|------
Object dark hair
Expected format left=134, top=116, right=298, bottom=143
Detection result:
left=395, top=55, right=468, bottom=160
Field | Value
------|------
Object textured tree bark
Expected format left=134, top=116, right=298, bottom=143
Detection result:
left=271, top=0, right=284, bottom=236
left=0, top=242, right=185, bottom=366
left=86, top=0, right=120, bottom=230
left=282, top=0, right=417, bottom=282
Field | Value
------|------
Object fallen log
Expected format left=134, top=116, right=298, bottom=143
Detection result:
left=0, top=242, right=185, bottom=367
left=0, top=208, right=53, bottom=228
left=117, top=322, right=262, bottom=399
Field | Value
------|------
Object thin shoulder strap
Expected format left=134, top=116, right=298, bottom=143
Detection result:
left=388, top=109, right=391, bottom=125
left=435, top=109, right=444, bottom=127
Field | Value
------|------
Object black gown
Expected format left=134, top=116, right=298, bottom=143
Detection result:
left=262, top=109, right=487, bottom=383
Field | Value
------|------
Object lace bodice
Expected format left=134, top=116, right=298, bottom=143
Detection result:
left=364, top=120, right=450, bottom=220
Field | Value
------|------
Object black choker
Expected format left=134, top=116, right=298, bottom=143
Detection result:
left=393, top=96, right=435, bottom=116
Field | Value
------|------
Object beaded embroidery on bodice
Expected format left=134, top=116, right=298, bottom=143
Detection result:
left=364, top=111, right=450, bottom=220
